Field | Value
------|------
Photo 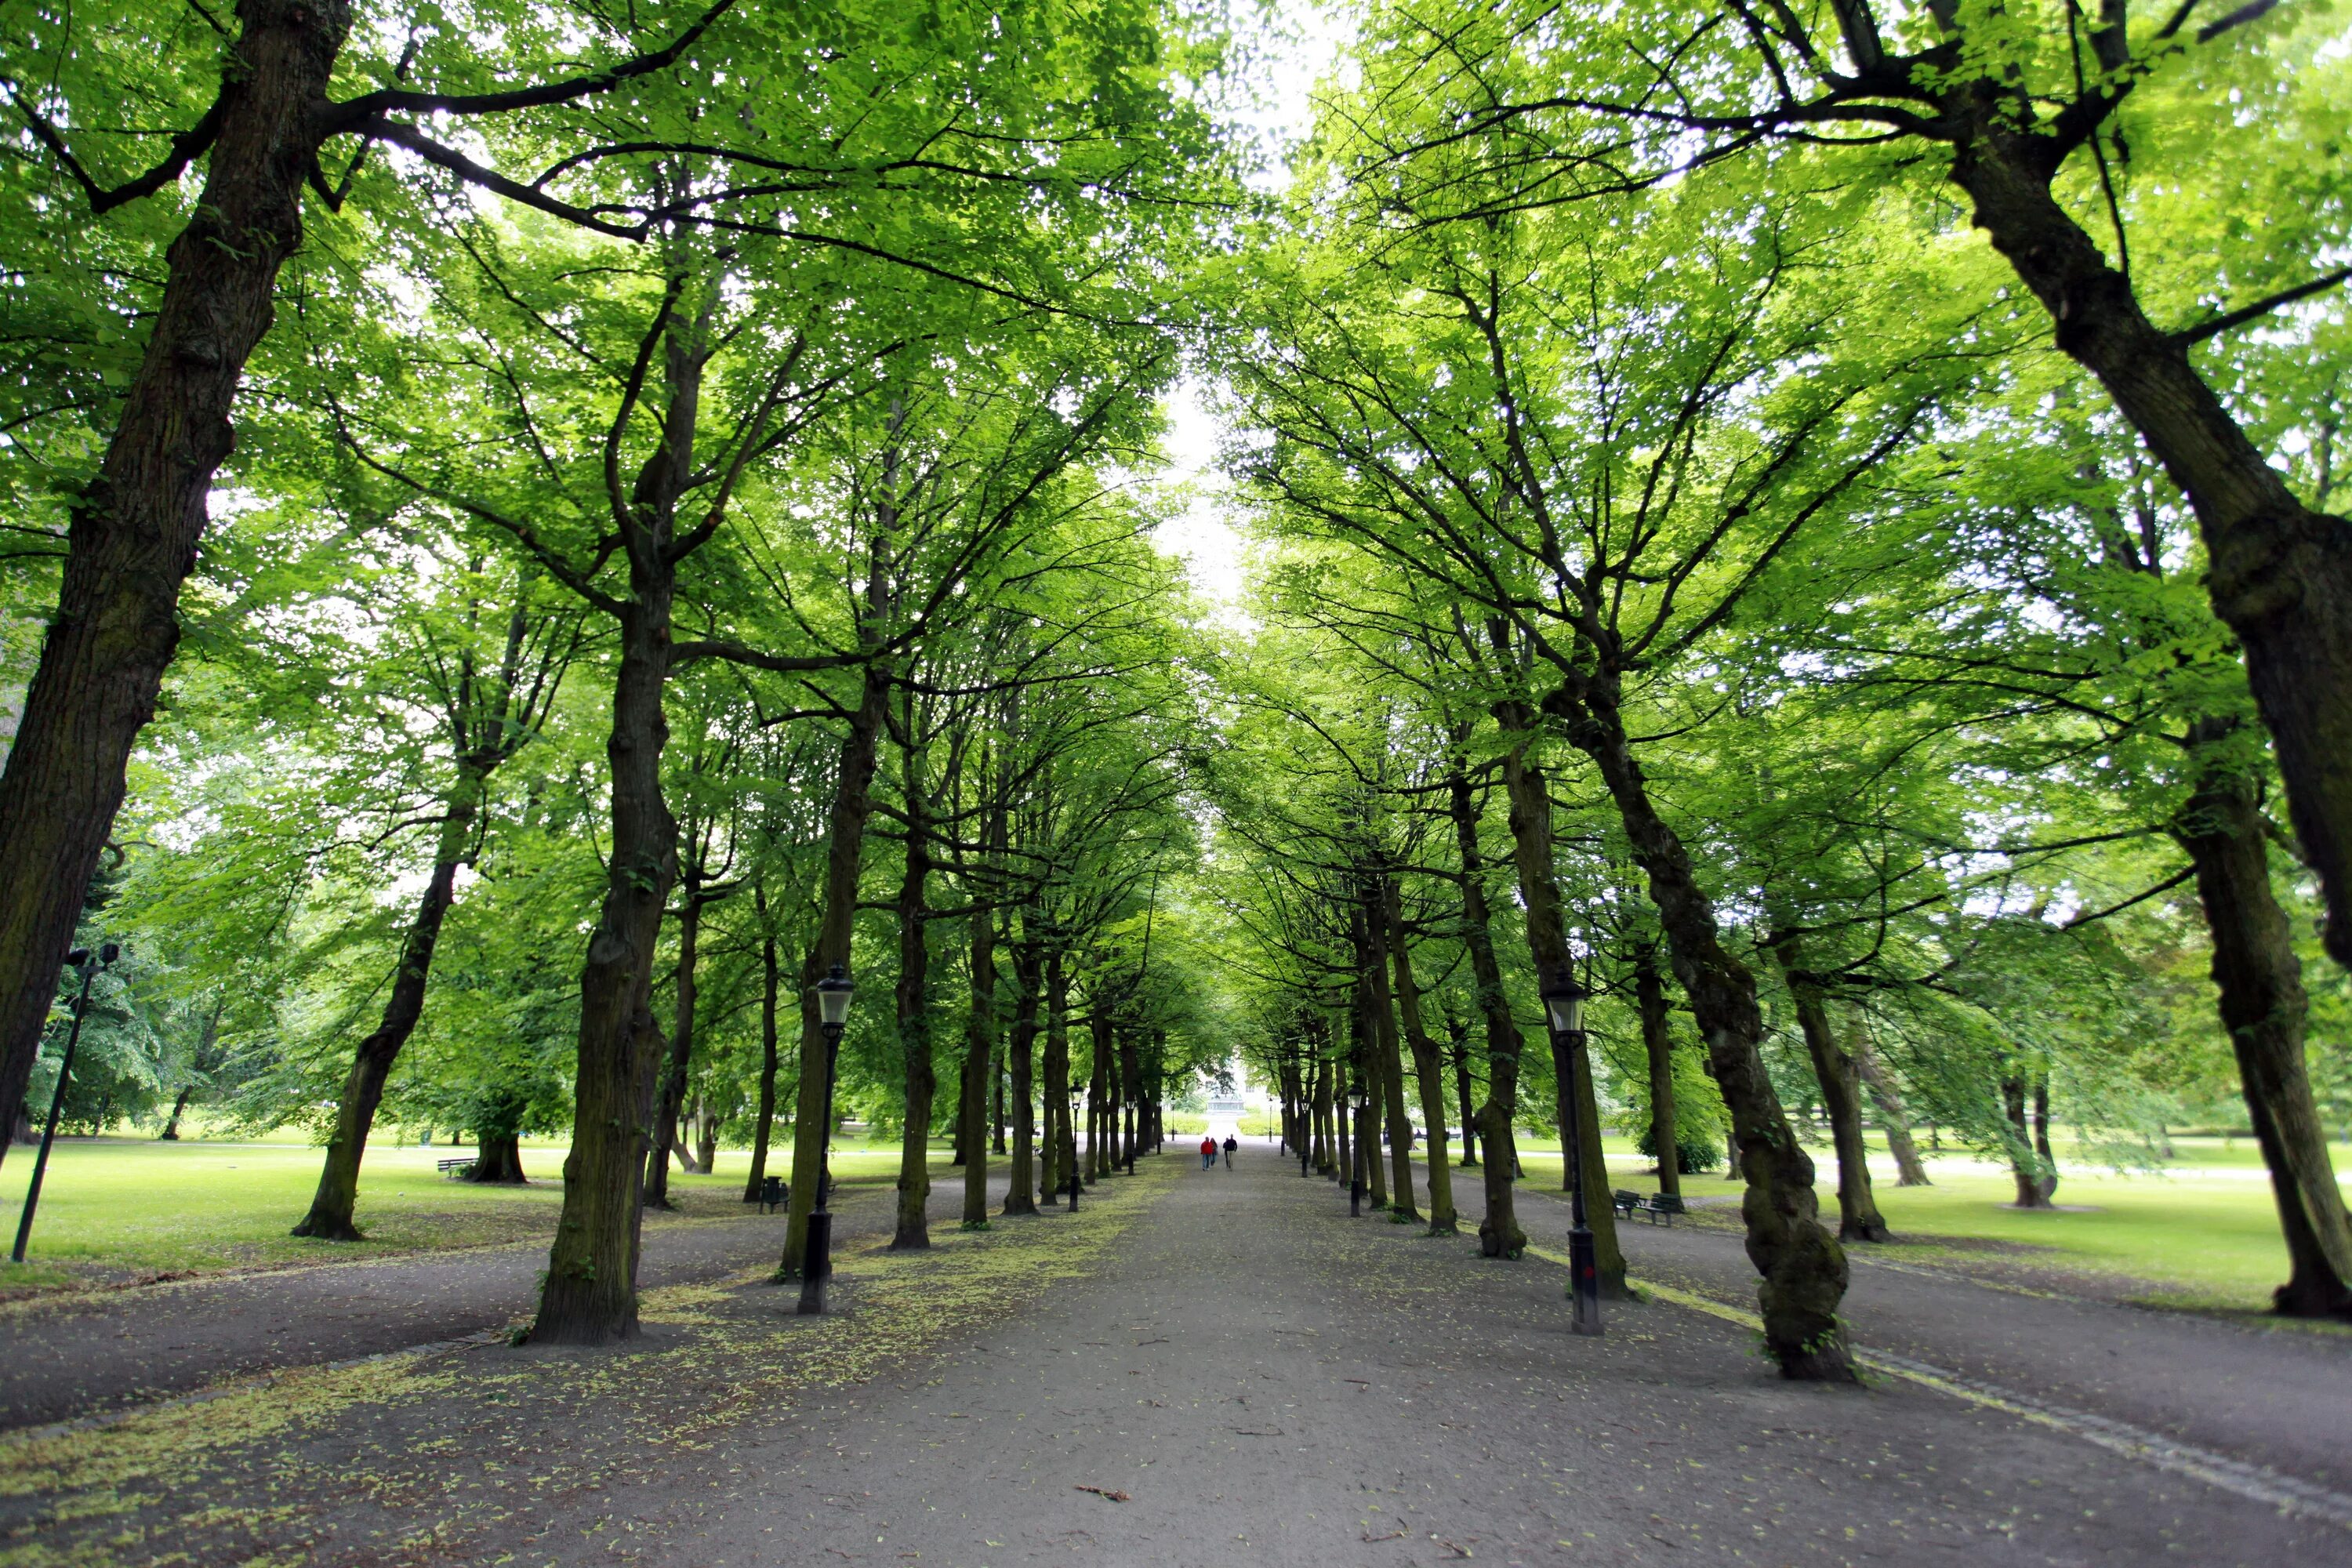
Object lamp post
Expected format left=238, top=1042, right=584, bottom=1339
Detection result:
left=797, top=964, right=854, bottom=1316
left=13, top=944, right=119, bottom=1265
left=1067, top=1086, right=1083, bottom=1210
left=1539, top=967, right=1602, bottom=1337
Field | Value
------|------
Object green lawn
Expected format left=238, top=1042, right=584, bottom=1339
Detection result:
left=1491, top=1133, right=2352, bottom=1314
left=0, top=1132, right=913, bottom=1298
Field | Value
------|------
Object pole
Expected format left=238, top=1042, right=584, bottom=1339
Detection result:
left=1558, top=1023, right=1602, bottom=1337
left=13, top=953, right=103, bottom=1265
left=797, top=1021, right=844, bottom=1315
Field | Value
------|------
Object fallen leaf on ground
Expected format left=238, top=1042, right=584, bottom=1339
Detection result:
left=1075, top=1485, right=1131, bottom=1503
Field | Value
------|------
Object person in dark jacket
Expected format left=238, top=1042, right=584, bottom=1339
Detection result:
left=1221, top=1134, right=1238, bottom=1168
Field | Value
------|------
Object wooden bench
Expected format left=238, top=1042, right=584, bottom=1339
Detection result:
left=1611, top=1189, right=1642, bottom=1219
left=757, top=1174, right=789, bottom=1214
left=1635, top=1192, right=1686, bottom=1225
left=436, top=1157, right=476, bottom=1178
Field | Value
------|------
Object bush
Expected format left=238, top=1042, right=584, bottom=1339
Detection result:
left=1635, top=1120, right=1722, bottom=1175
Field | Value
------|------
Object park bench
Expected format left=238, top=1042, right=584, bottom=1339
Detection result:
left=436, top=1156, right=476, bottom=1178
left=757, top=1175, right=789, bottom=1214
left=1610, top=1189, right=1685, bottom=1224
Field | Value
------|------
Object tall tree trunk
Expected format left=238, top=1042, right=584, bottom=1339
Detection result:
left=0, top=0, right=353, bottom=1167
left=294, top=783, right=481, bottom=1239
left=780, top=662, right=889, bottom=1279
left=1363, top=888, right=1420, bottom=1219
left=1446, top=1008, right=1479, bottom=1168
left=1349, top=966, right=1388, bottom=1211
left=993, top=1052, right=1007, bottom=1156
left=1495, top=731, right=1627, bottom=1294
left=1333, top=1046, right=1351, bottom=1185
left=1947, top=128, right=2352, bottom=971
left=1004, top=939, right=1040, bottom=1216
left=960, top=909, right=997, bottom=1227
left=1772, top=935, right=1887, bottom=1242
left=159, top=1088, right=192, bottom=1142
left=532, top=593, right=677, bottom=1343
left=1116, top=1027, right=1142, bottom=1171
left=2174, top=736, right=2352, bottom=1316
left=892, top=768, right=935, bottom=1250
left=1040, top=947, right=1069, bottom=1204
left=2031, top=1077, right=2058, bottom=1203
left=1087, top=1007, right=1114, bottom=1181
left=1386, top=883, right=1455, bottom=1231
left=1853, top=1033, right=1929, bottom=1187
left=644, top=866, right=703, bottom=1210
left=2002, top=1076, right=2051, bottom=1209
left=1312, top=1040, right=1334, bottom=1174
left=1446, top=746, right=1525, bottom=1258
left=465, top=1093, right=528, bottom=1184
left=1549, top=677, right=1851, bottom=1379
left=1633, top=943, right=1681, bottom=1199
left=743, top=899, right=782, bottom=1202
left=694, top=1101, right=717, bottom=1175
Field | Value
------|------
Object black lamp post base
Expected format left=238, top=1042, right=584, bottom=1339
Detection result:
left=797, top=1210, right=833, bottom=1315
left=1568, top=1225, right=1603, bottom=1336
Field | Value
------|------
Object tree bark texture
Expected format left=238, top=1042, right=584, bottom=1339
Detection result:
left=531, top=593, right=677, bottom=1343
left=1853, top=1034, right=1929, bottom=1187
left=780, top=662, right=888, bottom=1278
left=1004, top=938, right=1040, bottom=1215
left=1633, top=944, right=1681, bottom=1199
left=0, top=0, right=354, bottom=1166
left=293, top=787, right=480, bottom=1239
left=1447, top=751, right=1526, bottom=1258
left=743, top=906, right=782, bottom=1202
left=960, top=909, right=997, bottom=1226
left=1548, top=680, right=1852, bottom=1379
left=1773, top=935, right=1887, bottom=1242
left=1947, top=126, right=2352, bottom=971
left=1040, top=948, right=1069, bottom=1203
left=1386, top=880, right=1456, bottom=1230
left=1447, top=1011, right=1479, bottom=1168
left=1495, top=732, right=1625, bottom=1292
left=643, top=868, right=703, bottom=1211
left=892, top=773, right=934, bottom=1250
left=1361, top=896, right=1419, bottom=1219
left=2175, top=739, right=2352, bottom=1316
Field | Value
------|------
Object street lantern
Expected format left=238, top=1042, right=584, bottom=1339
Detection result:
left=798, top=964, right=854, bottom=1316
left=1538, top=964, right=1602, bottom=1337
left=13, top=943, right=121, bottom=1264
left=1068, top=1085, right=1084, bottom=1210
left=1540, top=973, right=1587, bottom=1036
left=816, top=964, right=853, bottom=1035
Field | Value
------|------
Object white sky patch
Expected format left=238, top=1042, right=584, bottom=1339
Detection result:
left=1154, top=374, right=1250, bottom=610
left=1150, top=3, right=1348, bottom=618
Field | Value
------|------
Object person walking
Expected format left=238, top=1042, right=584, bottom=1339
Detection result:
left=1221, top=1134, right=1237, bottom=1169
left=1200, top=1135, right=1217, bottom=1171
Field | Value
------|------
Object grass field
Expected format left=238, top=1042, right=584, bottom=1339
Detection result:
left=5, top=1124, right=2346, bottom=1314
left=0, top=1132, right=914, bottom=1297
left=1493, top=1132, right=2352, bottom=1313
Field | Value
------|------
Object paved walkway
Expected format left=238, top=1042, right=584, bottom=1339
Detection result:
left=1408, top=1147, right=2352, bottom=1497
left=8, top=1145, right=2351, bottom=1566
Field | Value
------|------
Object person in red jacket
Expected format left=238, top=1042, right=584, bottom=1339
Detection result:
left=1200, top=1135, right=1217, bottom=1170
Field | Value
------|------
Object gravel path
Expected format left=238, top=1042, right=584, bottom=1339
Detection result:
left=9, top=1144, right=2352, bottom=1565
left=586, top=1142, right=2347, bottom=1566
left=1402, top=1146, right=2352, bottom=1497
